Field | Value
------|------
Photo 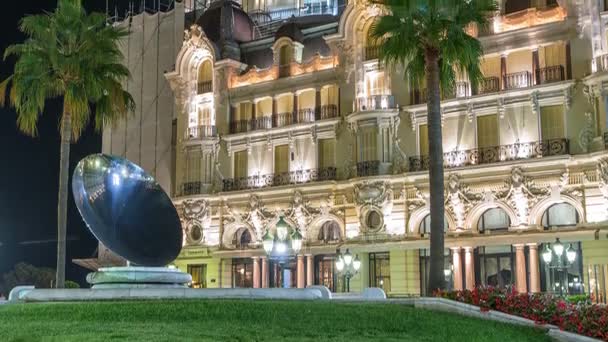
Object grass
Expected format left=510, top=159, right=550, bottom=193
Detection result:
left=0, top=300, right=551, bottom=341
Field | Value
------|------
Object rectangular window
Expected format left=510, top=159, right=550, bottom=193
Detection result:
left=318, top=139, right=335, bottom=169
left=419, top=124, right=429, bottom=156
left=274, top=145, right=289, bottom=174
left=238, top=102, right=252, bottom=121
left=540, top=105, right=564, bottom=140
left=187, top=151, right=201, bottom=183
left=187, top=264, right=207, bottom=288
left=369, top=253, right=391, bottom=293
left=367, top=71, right=387, bottom=96
left=234, top=151, right=248, bottom=179
left=232, top=258, right=253, bottom=288
left=359, top=127, right=377, bottom=162
left=476, top=114, right=498, bottom=148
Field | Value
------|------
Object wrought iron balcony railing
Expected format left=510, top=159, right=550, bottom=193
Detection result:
left=229, top=117, right=273, bottom=134
left=197, top=81, right=212, bottom=94
left=295, top=108, right=316, bottom=124
left=364, top=45, right=380, bottom=61
left=318, top=104, right=339, bottom=120
left=182, top=181, right=202, bottom=196
left=355, top=160, right=381, bottom=177
left=504, top=71, right=532, bottom=90
left=186, top=125, right=217, bottom=140
left=536, top=65, right=565, bottom=85
left=479, top=76, right=500, bottom=94
left=222, top=167, right=337, bottom=192
left=357, top=95, right=397, bottom=111
left=408, top=138, right=570, bottom=172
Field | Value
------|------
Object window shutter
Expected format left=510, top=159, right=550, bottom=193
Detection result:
left=540, top=105, right=564, bottom=140
left=274, top=145, right=289, bottom=174
left=234, top=151, right=248, bottom=179
left=476, top=114, right=498, bottom=148
left=419, top=124, right=429, bottom=155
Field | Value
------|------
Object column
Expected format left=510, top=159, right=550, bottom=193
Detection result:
left=565, top=41, right=572, bottom=80
left=251, top=100, right=257, bottom=119
left=527, top=243, right=540, bottom=293
left=452, top=248, right=463, bottom=291
left=514, top=244, right=527, bottom=293
left=261, top=256, right=269, bottom=288
left=272, top=96, right=277, bottom=127
left=293, top=92, right=299, bottom=124
left=464, top=247, right=475, bottom=291
left=315, top=87, right=322, bottom=119
left=252, top=257, right=260, bottom=289
left=532, top=48, right=540, bottom=85
left=297, top=255, right=305, bottom=289
left=500, top=53, right=508, bottom=90
left=306, top=254, right=314, bottom=287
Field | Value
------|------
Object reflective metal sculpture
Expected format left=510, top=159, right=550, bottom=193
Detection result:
left=72, top=154, right=182, bottom=266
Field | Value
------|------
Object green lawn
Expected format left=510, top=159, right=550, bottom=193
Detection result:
left=0, top=300, right=550, bottom=341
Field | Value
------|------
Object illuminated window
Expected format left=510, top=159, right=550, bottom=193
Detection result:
left=274, top=144, right=289, bottom=174
left=542, top=203, right=579, bottom=229
left=477, top=208, right=510, bottom=232
left=419, top=124, right=429, bottom=156
left=369, top=253, right=391, bottom=292
left=540, top=105, right=564, bottom=140
left=233, top=151, right=248, bottom=179
left=233, top=228, right=252, bottom=249
left=197, top=60, right=213, bottom=94
left=187, top=264, right=207, bottom=288
left=317, top=221, right=340, bottom=243
left=476, top=114, right=498, bottom=148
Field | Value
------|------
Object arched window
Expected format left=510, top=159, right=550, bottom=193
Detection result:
left=477, top=208, right=510, bottom=233
left=542, top=203, right=580, bottom=229
left=504, top=0, right=531, bottom=15
left=419, top=214, right=448, bottom=235
left=197, top=60, right=213, bottom=94
left=278, top=45, right=291, bottom=77
left=317, top=221, right=340, bottom=243
left=233, top=228, right=252, bottom=249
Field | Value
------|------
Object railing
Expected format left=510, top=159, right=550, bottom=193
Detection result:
left=357, top=95, right=397, bottom=111
left=479, top=76, right=500, bottom=94
left=408, top=138, right=570, bottom=172
left=273, top=112, right=294, bottom=127
left=455, top=81, right=470, bottom=98
left=197, top=81, right=212, bottom=94
left=410, top=89, right=427, bottom=105
left=364, top=45, right=380, bottom=61
left=182, top=181, right=202, bottom=196
left=295, top=108, right=316, bottom=124
left=504, top=71, right=532, bottom=90
left=222, top=167, right=337, bottom=191
left=229, top=117, right=272, bottom=134
left=318, top=104, right=339, bottom=120
left=186, top=125, right=217, bottom=140
left=355, top=160, right=381, bottom=177
left=536, top=65, right=565, bottom=84
left=597, top=54, right=608, bottom=73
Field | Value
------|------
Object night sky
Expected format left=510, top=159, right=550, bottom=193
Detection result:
left=0, top=0, right=144, bottom=285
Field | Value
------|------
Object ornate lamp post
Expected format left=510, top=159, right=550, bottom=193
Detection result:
left=335, top=248, right=361, bottom=292
left=542, top=238, right=577, bottom=296
left=262, top=216, right=303, bottom=287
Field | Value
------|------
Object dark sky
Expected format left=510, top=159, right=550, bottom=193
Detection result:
left=0, top=0, right=149, bottom=285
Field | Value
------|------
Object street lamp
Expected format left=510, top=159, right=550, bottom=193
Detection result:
left=262, top=216, right=303, bottom=256
left=542, top=238, right=577, bottom=296
left=335, top=248, right=361, bottom=292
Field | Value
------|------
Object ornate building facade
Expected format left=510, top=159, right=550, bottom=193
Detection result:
left=102, top=0, right=608, bottom=300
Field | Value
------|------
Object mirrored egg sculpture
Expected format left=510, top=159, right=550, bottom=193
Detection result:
left=72, top=154, right=182, bottom=266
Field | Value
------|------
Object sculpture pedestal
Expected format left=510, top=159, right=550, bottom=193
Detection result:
left=86, top=266, right=192, bottom=289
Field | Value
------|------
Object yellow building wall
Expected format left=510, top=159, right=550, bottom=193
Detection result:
left=582, top=240, right=608, bottom=265
left=389, top=249, right=420, bottom=296
left=173, top=252, right=222, bottom=289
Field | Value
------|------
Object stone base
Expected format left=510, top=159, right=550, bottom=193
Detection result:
left=86, top=266, right=192, bottom=289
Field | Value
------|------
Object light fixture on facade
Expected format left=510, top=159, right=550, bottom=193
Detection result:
left=262, top=216, right=303, bottom=256
left=335, top=248, right=361, bottom=292
left=542, top=238, right=577, bottom=296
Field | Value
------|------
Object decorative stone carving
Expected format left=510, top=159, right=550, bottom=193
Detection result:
left=407, top=187, right=427, bottom=212
left=446, top=174, right=481, bottom=229
left=597, top=158, right=608, bottom=208
left=499, top=167, right=548, bottom=226
left=354, top=181, right=394, bottom=233
left=224, top=195, right=272, bottom=242
left=497, top=98, right=505, bottom=119
left=578, top=112, right=595, bottom=152
left=530, top=91, right=540, bottom=117
left=179, top=199, right=211, bottom=246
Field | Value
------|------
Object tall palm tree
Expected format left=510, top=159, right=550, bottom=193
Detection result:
left=0, top=0, right=134, bottom=288
left=371, top=0, right=496, bottom=293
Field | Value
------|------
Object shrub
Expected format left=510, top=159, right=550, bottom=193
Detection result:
left=64, top=280, right=80, bottom=289
left=435, top=287, right=608, bottom=341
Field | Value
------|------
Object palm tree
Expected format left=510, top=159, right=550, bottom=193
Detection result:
left=371, top=0, right=496, bottom=293
left=0, top=0, right=134, bottom=288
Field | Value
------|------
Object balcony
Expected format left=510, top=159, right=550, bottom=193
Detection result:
left=408, top=138, right=570, bottom=172
left=479, top=77, right=500, bottom=94
left=504, top=71, right=532, bottom=90
left=596, top=54, right=608, bottom=73
left=182, top=181, right=202, bottom=196
left=186, top=125, right=217, bottom=140
left=318, top=104, right=339, bottom=120
left=222, top=167, right=337, bottom=191
left=536, top=65, right=565, bottom=85
left=197, top=81, right=212, bottom=94
left=229, top=117, right=272, bottom=134
left=357, top=95, right=397, bottom=111
left=355, top=160, right=381, bottom=177
left=364, top=45, right=380, bottom=61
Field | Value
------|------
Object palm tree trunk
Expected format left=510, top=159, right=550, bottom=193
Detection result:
left=55, top=110, right=72, bottom=289
left=425, top=48, right=446, bottom=294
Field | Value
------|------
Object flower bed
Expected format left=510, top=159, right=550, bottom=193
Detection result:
left=435, top=287, right=608, bottom=341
